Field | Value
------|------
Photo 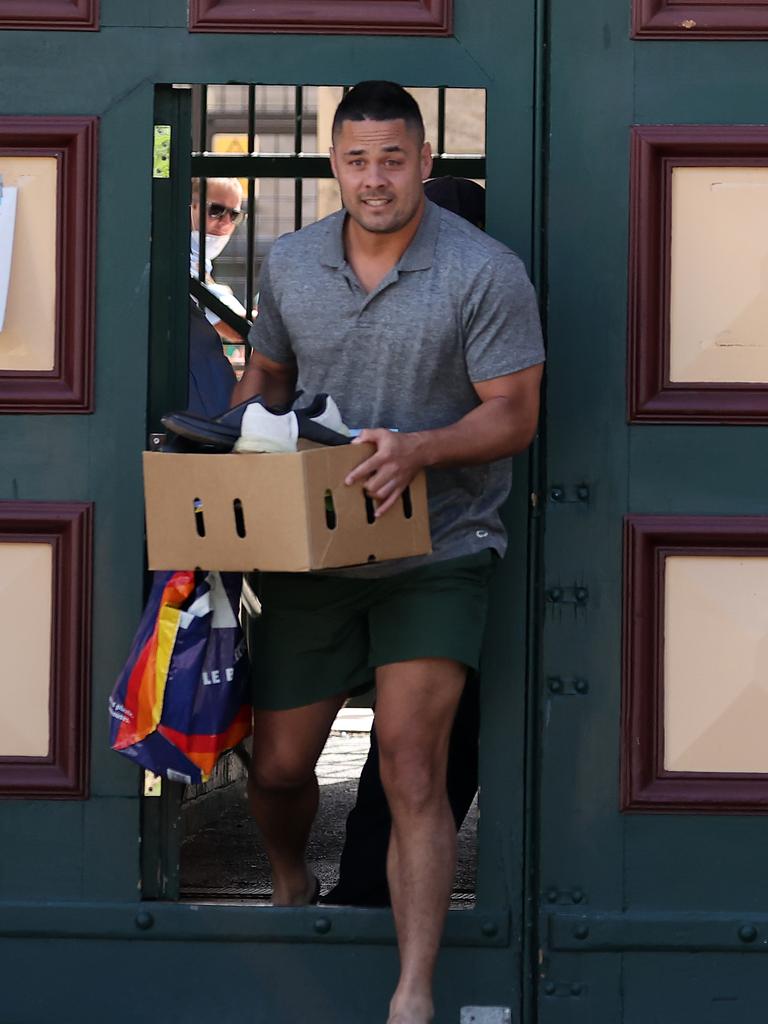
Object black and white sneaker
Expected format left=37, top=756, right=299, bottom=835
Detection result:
left=294, top=394, right=351, bottom=447
left=160, top=394, right=298, bottom=452
left=233, top=394, right=350, bottom=452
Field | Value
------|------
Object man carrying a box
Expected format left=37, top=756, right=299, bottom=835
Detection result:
left=232, top=81, right=544, bottom=1024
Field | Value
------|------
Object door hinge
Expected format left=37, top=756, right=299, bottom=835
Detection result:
left=460, top=1010, right=512, bottom=1024
left=153, top=124, right=172, bottom=178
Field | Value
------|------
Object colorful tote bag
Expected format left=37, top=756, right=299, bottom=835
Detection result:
left=109, top=570, right=251, bottom=783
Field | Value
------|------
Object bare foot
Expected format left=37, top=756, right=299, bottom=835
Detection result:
left=387, top=995, right=434, bottom=1024
left=271, top=869, right=319, bottom=907
left=387, top=1015, right=433, bottom=1024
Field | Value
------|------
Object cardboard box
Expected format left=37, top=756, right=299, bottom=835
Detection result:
left=142, top=444, right=432, bottom=572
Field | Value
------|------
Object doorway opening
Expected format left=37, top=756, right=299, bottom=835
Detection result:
left=160, top=82, right=487, bottom=906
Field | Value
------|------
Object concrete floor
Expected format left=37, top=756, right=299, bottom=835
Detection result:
left=180, top=709, right=478, bottom=905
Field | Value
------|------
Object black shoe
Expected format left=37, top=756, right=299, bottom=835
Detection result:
left=318, top=882, right=391, bottom=908
left=160, top=395, right=282, bottom=451
left=294, top=393, right=351, bottom=447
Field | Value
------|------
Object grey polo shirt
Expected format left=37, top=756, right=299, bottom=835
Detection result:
left=249, top=198, right=545, bottom=576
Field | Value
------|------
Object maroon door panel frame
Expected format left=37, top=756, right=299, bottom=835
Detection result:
left=0, top=116, right=98, bottom=413
left=623, top=515, right=768, bottom=813
left=0, top=503, right=93, bottom=799
left=189, top=0, right=452, bottom=35
left=633, top=0, right=768, bottom=38
left=628, top=124, right=768, bottom=424
left=0, top=0, right=98, bottom=30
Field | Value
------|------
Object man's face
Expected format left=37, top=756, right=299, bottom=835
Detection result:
left=330, top=118, right=432, bottom=236
left=191, top=180, right=243, bottom=236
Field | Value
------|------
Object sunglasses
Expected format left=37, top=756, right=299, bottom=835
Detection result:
left=205, top=201, right=246, bottom=226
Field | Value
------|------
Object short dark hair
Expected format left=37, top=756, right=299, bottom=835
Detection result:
left=332, top=81, right=425, bottom=144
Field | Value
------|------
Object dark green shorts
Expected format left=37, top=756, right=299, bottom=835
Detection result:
left=247, top=551, right=496, bottom=711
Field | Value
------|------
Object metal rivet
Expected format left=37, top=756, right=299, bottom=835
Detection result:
left=543, top=981, right=556, bottom=995
left=314, top=917, right=332, bottom=935
left=575, top=587, right=589, bottom=603
left=574, top=679, right=589, bottom=694
left=550, top=487, right=564, bottom=502
left=571, top=889, right=584, bottom=904
left=135, top=911, right=154, bottom=930
left=576, top=485, right=589, bottom=502
left=481, top=920, right=498, bottom=937
left=548, top=587, right=563, bottom=603
left=573, top=924, right=589, bottom=940
left=548, top=678, right=563, bottom=694
left=739, top=925, right=757, bottom=943
left=570, top=983, right=583, bottom=997
left=546, top=888, right=559, bottom=903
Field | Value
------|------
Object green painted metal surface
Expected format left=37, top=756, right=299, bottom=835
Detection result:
left=539, top=0, right=768, bottom=1021
left=9, top=0, right=765, bottom=1018
left=0, top=1, right=538, bottom=1020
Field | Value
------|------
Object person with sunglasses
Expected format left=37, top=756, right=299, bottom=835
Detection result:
left=190, top=176, right=248, bottom=345
left=187, top=177, right=248, bottom=416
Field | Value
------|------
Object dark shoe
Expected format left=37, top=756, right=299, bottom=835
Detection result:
left=161, top=393, right=302, bottom=452
left=319, top=881, right=391, bottom=908
left=295, top=393, right=351, bottom=447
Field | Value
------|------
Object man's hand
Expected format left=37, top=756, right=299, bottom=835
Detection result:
left=345, top=430, right=426, bottom=517
left=342, top=364, right=543, bottom=518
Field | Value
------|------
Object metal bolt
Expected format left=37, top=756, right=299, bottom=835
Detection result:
left=548, top=587, right=563, bottom=603
left=573, top=924, right=589, bottom=940
left=576, top=485, right=590, bottom=502
left=571, top=888, right=585, bottom=904
left=543, top=981, right=556, bottom=995
left=574, top=678, right=590, bottom=695
left=575, top=587, right=589, bottom=603
left=548, top=677, right=563, bottom=694
left=739, top=925, right=757, bottom=943
left=550, top=487, right=564, bottom=502
left=313, top=917, right=332, bottom=935
left=546, top=888, right=559, bottom=903
left=570, top=983, right=584, bottom=997
left=481, top=920, right=498, bottom=938
left=135, top=910, right=154, bottom=930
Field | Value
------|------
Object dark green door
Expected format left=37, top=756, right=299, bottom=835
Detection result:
left=0, top=4, right=541, bottom=1022
left=540, top=2, right=768, bottom=1020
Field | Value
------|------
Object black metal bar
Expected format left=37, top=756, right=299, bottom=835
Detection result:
left=190, top=277, right=251, bottom=339
left=191, top=154, right=485, bottom=178
left=294, top=85, right=303, bottom=155
left=197, top=86, right=208, bottom=280
left=437, top=87, right=446, bottom=155
left=198, top=83, right=208, bottom=152
left=245, top=84, right=256, bottom=331
left=293, top=88, right=304, bottom=230
left=294, top=177, right=302, bottom=232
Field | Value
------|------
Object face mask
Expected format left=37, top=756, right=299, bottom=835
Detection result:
left=190, top=230, right=230, bottom=264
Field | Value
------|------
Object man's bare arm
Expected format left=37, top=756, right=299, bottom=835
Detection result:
left=214, top=318, right=248, bottom=344
left=345, top=362, right=543, bottom=516
left=231, top=348, right=298, bottom=409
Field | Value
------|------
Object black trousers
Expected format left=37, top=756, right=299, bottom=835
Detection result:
left=323, top=672, right=480, bottom=907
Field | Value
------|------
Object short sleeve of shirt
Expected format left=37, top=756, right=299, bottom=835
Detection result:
left=247, top=256, right=295, bottom=365
left=463, top=252, right=545, bottom=382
